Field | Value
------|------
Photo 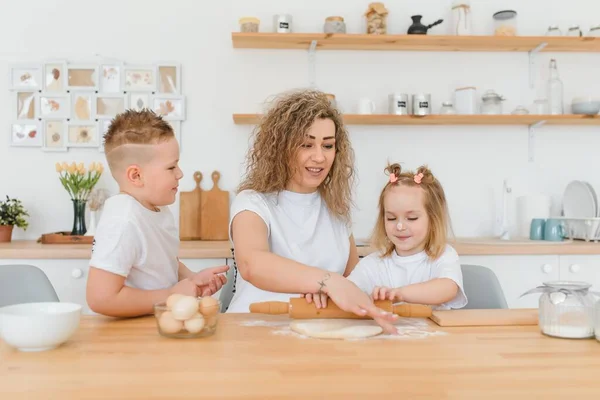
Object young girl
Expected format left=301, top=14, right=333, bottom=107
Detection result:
left=348, top=163, right=467, bottom=310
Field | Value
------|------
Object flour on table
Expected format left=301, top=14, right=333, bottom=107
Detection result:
left=239, top=320, right=289, bottom=328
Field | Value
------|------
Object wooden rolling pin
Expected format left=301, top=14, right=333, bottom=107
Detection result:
left=250, top=298, right=432, bottom=319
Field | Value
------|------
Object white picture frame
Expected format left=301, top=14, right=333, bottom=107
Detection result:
left=66, top=64, right=99, bottom=91
left=43, top=61, right=67, bottom=92
left=42, top=119, right=68, bottom=152
left=10, top=120, right=42, bottom=147
left=123, top=65, right=157, bottom=92
left=38, top=92, right=70, bottom=119
left=156, top=63, right=181, bottom=94
left=67, top=121, right=100, bottom=148
left=70, top=92, right=96, bottom=121
left=98, top=119, right=112, bottom=153
left=151, top=94, right=185, bottom=120
left=13, top=91, right=38, bottom=120
left=9, top=63, right=42, bottom=91
left=127, top=92, right=151, bottom=111
left=99, top=63, right=124, bottom=93
left=96, top=93, right=126, bottom=119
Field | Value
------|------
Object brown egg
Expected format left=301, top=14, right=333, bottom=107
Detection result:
left=199, top=296, right=219, bottom=317
left=159, top=311, right=183, bottom=334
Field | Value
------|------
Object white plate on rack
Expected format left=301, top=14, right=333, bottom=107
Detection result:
left=583, top=181, right=599, bottom=217
left=563, top=180, right=597, bottom=218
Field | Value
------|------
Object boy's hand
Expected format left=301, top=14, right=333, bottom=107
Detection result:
left=169, top=278, right=199, bottom=297
left=372, top=286, right=404, bottom=302
left=190, top=265, right=229, bottom=296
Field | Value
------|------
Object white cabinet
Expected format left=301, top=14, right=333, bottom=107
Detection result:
left=460, top=255, right=560, bottom=309
left=558, top=255, right=600, bottom=291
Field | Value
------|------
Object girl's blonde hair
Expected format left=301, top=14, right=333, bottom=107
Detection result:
left=371, top=163, right=451, bottom=260
left=238, top=89, right=355, bottom=222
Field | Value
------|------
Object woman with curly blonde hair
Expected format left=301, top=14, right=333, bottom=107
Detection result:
left=228, top=89, right=397, bottom=332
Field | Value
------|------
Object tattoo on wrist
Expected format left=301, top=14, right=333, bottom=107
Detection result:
left=317, top=273, right=331, bottom=294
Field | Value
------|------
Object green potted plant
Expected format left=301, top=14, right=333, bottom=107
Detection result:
left=0, top=196, right=29, bottom=242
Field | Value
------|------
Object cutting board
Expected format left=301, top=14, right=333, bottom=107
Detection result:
left=429, top=308, right=538, bottom=327
left=200, top=171, right=230, bottom=241
left=179, top=171, right=203, bottom=240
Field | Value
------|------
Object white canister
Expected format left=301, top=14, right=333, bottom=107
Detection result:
left=451, top=0, right=472, bottom=35
left=516, top=195, right=552, bottom=238
left=412, top=94, right=431, bottom=116
left=388, top=94, right=409, bottom=115
left=454, top=86, right=477, bottom=115
left=358, top=98, right=376, bottom=114
left=273, top=14, right=293, bottom=33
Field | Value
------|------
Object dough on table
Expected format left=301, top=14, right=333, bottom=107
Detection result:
left=290, top=319, right=383, bottom=340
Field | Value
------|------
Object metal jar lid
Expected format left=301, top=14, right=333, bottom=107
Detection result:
left=493, top=10, right=517, bottom=20
left=482, top=90, right=505, bottom=102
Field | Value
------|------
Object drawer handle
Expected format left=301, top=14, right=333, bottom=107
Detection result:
left=570, top=264, right=581, bottom=273
left=542, top=264, right=553, bottom=274
left=71, top=268, right=83, bottom=279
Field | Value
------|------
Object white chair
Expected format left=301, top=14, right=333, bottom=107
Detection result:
left=461, top=264, right=508, bottom=309
left=0, top=264, right=59, bottom=307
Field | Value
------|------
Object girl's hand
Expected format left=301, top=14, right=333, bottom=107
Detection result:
left=322, top=273, right=399, bottom=334
left=372, top=286, right=403, bottom=302
left=303, top=293, right=328, bottom=309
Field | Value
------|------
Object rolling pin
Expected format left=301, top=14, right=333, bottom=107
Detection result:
left=249, top=298, right=432, bottom=319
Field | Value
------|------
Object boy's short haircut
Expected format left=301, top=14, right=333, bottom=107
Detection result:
left=103, top=109, right=175, bottom=173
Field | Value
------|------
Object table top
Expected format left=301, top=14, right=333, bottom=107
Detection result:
left=1, top=314, right=599, bottom=399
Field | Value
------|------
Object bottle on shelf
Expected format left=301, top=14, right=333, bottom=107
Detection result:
left=547, top=59, right=564, bottom=115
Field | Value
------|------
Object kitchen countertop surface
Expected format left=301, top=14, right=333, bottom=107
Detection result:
left=1, top=313, right=599, bottom=399
left=1, top=237, right=600, bottom=259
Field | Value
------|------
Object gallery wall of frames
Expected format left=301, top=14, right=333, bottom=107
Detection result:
left=8, top=62, right=184, bottom=152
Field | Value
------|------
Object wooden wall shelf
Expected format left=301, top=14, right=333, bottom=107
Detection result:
left=231, top=33, right=600, bottom=52
left=233, top=114, right=600, bottom=126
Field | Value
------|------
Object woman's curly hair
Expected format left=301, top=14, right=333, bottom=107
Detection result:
left=238, top=89, right=355, bottom=222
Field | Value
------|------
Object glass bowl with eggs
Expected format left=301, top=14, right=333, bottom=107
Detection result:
left=154, top=294, right=221, bottom=338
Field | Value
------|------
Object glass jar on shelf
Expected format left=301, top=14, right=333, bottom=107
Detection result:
left=480, top=90, right=505, bottom=114
left=567, top=25, right=582, bottom=36
left=493, top=10, right=517, bottom=36
left=239, top=17, right=260, bottom=33
left=545, top=25, right=562, bottom=36
left=324, top=16, right=346, bottom=33
left=587, top=25, right=600, bottom=37
left=365, top=2, right=388, bottom=35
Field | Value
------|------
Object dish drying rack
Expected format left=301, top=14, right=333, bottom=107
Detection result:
left=557, top=217, right=600, bottom=242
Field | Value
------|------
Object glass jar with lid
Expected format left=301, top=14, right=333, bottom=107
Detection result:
left=480, top=90, right=505, bottom=114
left=523, top=281, right=597, bottom=339
left=545, top=25, right=562, bottom=36
left=493, top=10, right=517, bottom=36
left=567, top=25, right=582, bottom=36
left=588, top=25, right=600, bottom=37
left=324, top=16, right=346, bottom=33
left=439, top=102, right=456, bottom=115
left=239, top=17, right=260, bottom=33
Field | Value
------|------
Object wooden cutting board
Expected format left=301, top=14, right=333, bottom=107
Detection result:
left=429, top=308, right=538, bottom=327
left=179, top=171, right=203, bottom=240
left=200, top=171, right=230, bottom=241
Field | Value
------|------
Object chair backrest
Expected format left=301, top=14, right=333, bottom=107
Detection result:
left=0, top=264, right=60, bottom=307
left=461, top=264, right=508, bottom=309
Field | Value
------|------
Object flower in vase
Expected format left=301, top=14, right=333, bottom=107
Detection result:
left=56, top=161, right=104, bottom=202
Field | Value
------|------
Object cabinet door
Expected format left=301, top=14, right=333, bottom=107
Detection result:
left=460, top=255, right=560, bottom=308
left=559, top=255, right=600, bottom=291
left=2, top=259, right=92, bottom=314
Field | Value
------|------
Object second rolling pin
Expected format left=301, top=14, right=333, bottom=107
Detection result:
left=249, top=298, right=432, bottom=319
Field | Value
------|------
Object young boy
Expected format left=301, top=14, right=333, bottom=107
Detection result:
left=87, top=109, right=228, bottom=317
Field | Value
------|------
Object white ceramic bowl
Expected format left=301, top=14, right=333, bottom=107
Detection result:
left=0, top=302, right=81, bottom=352
left=571, top=96, right=600, bottom=115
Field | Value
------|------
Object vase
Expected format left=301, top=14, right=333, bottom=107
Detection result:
left=0, top=225, right=14, bottom=243
left=84, top=210, right=97, bottom=236
left=71, top=199, right=87, bottom=236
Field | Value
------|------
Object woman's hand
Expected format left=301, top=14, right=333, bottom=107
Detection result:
left=320, top=273, right=399, bottom=334
left=304, top=293, right=328, bottom=309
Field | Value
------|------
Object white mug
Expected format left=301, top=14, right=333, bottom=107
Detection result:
left=358, top=98, right=376, bottom=114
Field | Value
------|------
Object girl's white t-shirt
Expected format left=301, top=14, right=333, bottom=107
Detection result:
left=226, top=189, right=351, bottom=313
left=348, top=245, right=468, bottom=310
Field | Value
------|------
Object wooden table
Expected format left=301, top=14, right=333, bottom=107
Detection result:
left=1, top=314, right=599, bottom=399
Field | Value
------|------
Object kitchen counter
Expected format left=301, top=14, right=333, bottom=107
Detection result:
left=2, top=237, right=600, bottom=259
left=1, top=314, right=599, bottom=398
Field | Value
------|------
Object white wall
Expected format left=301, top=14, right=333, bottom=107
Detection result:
left=1, top=0, right=599, bottom=241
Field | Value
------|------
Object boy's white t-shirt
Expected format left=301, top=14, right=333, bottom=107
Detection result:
left=89, top=194, right=179, bottom=290
left=226, top=189, right=351, bottom=313
left=348, top=245, right=468, bottom=310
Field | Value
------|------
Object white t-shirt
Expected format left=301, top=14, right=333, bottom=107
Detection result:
left=348, top=245, right=468, bottom=310
left=89, top=194, right=179, bottom=290
left=226, top=189, right=351, bottom=313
